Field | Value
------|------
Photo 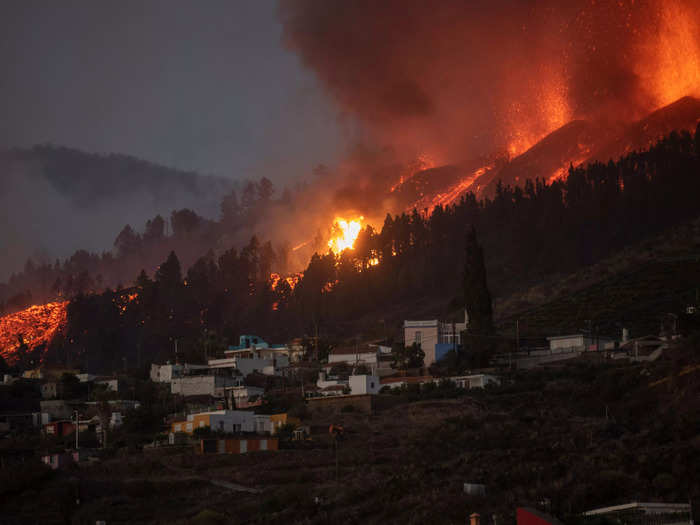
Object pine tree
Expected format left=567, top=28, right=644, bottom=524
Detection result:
left=463, top=226, right=493, bottom=335
left=155, top=251, right=182, bottom=289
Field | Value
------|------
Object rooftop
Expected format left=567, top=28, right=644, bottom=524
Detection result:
left=380, top=376, right=434, bottom=384
left=329, top=347, right=376, bottom=355
left=583, top=502, right=692, bottom=516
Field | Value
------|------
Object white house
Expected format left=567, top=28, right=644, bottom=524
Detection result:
left=547, top=334, right=616, bottom=353
left=445, top=374, right=500, bottom=389
left=404, top=311, right=468, bottom=366
left=172, top=410, right=256, bottom=434
left=349, top=375, right=381, bottom=395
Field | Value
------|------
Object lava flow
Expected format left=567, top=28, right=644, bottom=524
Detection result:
left=0, top=301, right=68, bottom=364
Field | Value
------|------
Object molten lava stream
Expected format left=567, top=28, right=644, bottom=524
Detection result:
left=0, top=301, right=68, bottom=364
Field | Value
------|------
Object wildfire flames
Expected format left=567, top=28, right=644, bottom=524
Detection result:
left=270, top=272, right=301, bottom=291
left=0, top=301, right=68, bottom=364
left=328, top=216, right=364, bottom=253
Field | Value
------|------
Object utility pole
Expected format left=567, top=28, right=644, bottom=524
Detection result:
left=452, top=321, right=456, bottom=356
left=74, top=410, right=79, bottom=450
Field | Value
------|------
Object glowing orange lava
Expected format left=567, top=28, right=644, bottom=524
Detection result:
left=640, top=0, right=700, bottom=110
left=0, top=302, right=68, bottom=364
left=328, top=216, right=364, bottom=253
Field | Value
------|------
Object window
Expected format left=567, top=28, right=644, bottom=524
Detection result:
left=414, top=331, right=422, bottom=345
left=199, top=421, right=204, bottom=427
left=370, top=382, right=375, bottom=388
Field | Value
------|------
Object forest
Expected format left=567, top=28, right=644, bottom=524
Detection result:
left=3, top=124, right=700, bottom=373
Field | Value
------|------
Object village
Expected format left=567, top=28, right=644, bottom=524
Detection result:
left=1, top=305, right=696, bottom=524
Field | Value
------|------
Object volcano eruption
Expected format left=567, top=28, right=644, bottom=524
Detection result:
left=281, top=0, right=700, bottom=212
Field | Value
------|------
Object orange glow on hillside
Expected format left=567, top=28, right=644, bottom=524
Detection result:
left=270, top=272, right=301, bottom=291
left=0, top=302, right=68, bottom=364
left=390, top=153, right=437, bottom=192
left=328, top=216, right=364, bottom=253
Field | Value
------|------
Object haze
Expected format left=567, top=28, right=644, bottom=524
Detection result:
left=1, top=0, right=342, bottom=180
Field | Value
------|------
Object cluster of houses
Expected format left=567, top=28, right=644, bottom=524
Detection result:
left=0, top=366, right=133, bottom=443
left=150, top=335, right=299, bottom=408
left=4, top=308, right=680, bottom=467
left=312, top=342, right=499, bottom=397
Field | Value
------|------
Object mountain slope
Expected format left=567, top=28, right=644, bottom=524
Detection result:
left=396, top=96, right=700, bottom=205
left=0, top=145, right=235, bottom=279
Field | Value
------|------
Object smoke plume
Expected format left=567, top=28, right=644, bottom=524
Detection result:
left=280, top=0, right=700, bottom=160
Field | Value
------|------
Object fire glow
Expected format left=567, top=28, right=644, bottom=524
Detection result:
left=328, top=216, right=364, bottom=253
left=0, top=301, right=68, bottom=364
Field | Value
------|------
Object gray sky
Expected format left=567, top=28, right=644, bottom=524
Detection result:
left=0, top=0, right=344, bottom=183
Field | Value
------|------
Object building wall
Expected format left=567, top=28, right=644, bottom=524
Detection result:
left=548, top=335, right=587, bottom=351
left=198, top=437, right=278, bottom=454
left=404, top=321, right=439, bottom=365
left=446, top=374, right=500, bottom=389
left=269, top=413, right=300, bottom=433
left=170, top=376, right=240, bottom=398
left=327, top=352, right=378, bottom=367
left=172, top=410, right=256, bottom=434
left=41, top=382, right=58, bottom=399
left=349, top=375, right=380, bottom=395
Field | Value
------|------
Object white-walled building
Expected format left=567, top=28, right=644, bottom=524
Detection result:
left=404, top=311, right=468, bottom=366
left=547, top=334, right=616, bottom=352
left=170, top=375, right=243, bottom=398
left=172, top=410, right=256, bottom=434
left=327, top=348, right=379, bottom=370
left=349, top=375, right=381, bottom=395
left=445, top=374, right=500, bottom=389
left=207, top=356, right=285, bottom=377
left=150, top=363, right=209, bottom=383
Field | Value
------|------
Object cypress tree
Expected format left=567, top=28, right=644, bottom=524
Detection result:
left=464, top=226, right=493, bottom=335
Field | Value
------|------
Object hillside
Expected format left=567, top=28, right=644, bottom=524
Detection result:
left=2, top=346, right=698, bottom=524
left=0, top=145, right=234, bottom=210
left=494, top=218, right=700, bottom=339
left=400, top=96, right=700, bottom=201
left=0, top=145, right=234, bottom=280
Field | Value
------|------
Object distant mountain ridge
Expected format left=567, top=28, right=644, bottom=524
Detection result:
left=0, top=144, right=235, bottom=279
left=0, top=144, right=234, bottom=211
